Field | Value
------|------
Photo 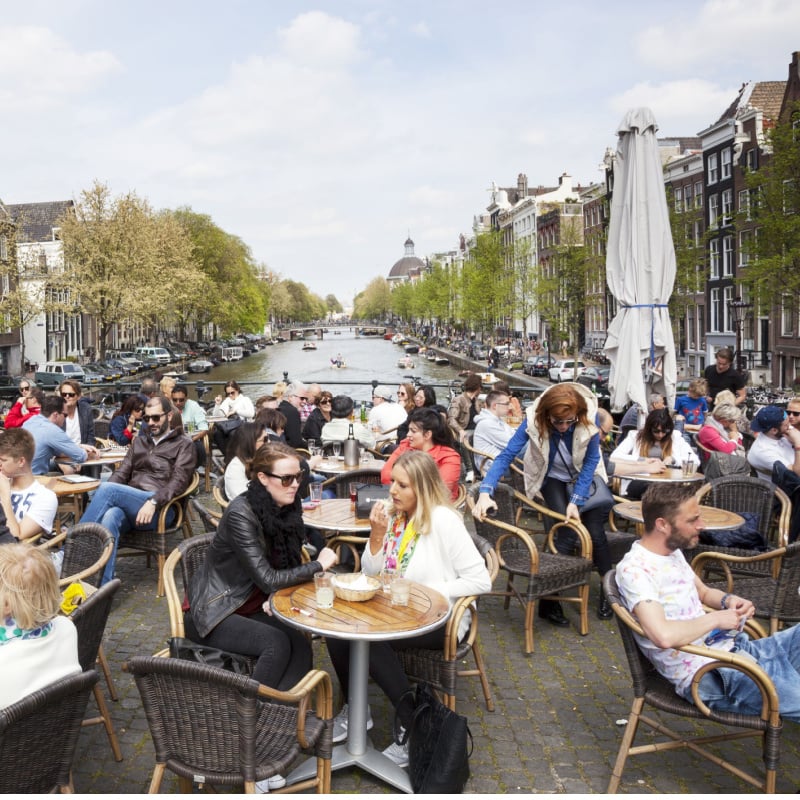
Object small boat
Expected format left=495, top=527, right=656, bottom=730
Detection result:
left=330, top=359, right=347, bottom=369
left=160, top=370, right=187, bottom=379
left=333, top=330, right=341, bottom=335
left=392, top=334, right=407, bottom=345
left=188, top=359, right=214, bottom=373
left=435, top=356, right=450, bottom=366
left=220, top=346, right=243, bottom=361
left=404, top=344, right=419, bottom=354
left=397, top=356, right=414, bottom=368
left=302, top=341, right=318, bottom=351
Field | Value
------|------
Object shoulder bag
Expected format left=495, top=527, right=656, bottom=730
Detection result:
left=557, top=446, right=614, bottom=514
left=394, top=682, right=473, bottom=793
left=168, top=636, right=252, bottom=676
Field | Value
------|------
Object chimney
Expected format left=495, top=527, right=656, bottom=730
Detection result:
left=517, top=173, right=528, bottom=196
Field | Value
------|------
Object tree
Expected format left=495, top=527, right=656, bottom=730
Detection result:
left=325, top=294, right=343, bottom=315
left=461, top=231, right=509, bottom=338
left=353, top=277, right=391, bottom=319
left=55, top=181, right=197, bottom=358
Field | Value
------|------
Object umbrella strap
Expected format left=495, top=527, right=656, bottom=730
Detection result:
left=621, top=303, right=668, bottom=364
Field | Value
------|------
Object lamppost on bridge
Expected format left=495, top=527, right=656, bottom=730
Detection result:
left=729, top=296, right=752, bottom=373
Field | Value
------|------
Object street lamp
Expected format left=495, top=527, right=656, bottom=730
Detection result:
left=729, top=296, right=752, bottom=372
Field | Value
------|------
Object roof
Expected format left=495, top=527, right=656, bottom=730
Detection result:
left=388, top=255, right=426, bottom=279
left=714, top=80, right=787, bottom=125
left=5, top=201, right=73, bottom=242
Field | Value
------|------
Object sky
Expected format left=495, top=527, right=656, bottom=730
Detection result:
left=0, top=0, right=798, bottom=305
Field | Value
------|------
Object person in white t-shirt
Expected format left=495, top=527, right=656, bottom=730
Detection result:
left=746, top=404, right=800, bottom=483
left=0, top=543, right=81, bottom=709
left=616, top=482, right=800, bottom=720
left=367, top=386, right=407, bottom=450
left=0, top=428, right=58, bottom=541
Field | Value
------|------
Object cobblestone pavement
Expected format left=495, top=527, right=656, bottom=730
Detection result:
left=70, top=494, right=800, bottom=794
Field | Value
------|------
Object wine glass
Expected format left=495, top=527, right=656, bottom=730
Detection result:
left=332, top=441, right=342, bottom=460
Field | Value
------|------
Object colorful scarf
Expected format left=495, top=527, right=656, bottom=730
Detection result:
left=0, top=615, right=53, bottom=645
left=382, top=514, right=420, bottom=574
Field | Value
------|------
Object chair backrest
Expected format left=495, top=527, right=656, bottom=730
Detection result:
left=603, top=570, right=659, bottom=698
left=467, top=482, right=523, bottom=553
left=770, top=541, right=800, bottom=625
left=189, top=497, right=220, bottom=533
left=69, top=579, right=121, bottom=671
left=59, top=522, right=115, bottom=589
left=93, top=419, right=111, bottom=440
left=469, top=528, right=500, bottom=583
left=324, top=469, right=383, bottom=498
left=163, top=533, right=214, bottom=638
left=213, top=474, right=229, bottom=509
left=696, top=475, right=789, bottom=547
left=124, top=655, right=298, bottom=782
left=0, top=670, right=98, bottom=793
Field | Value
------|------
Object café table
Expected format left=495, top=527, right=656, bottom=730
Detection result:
left=301, top=498, right=372, bottom=534
left=272, top=580, right=450, bottom=793
left=611, top=467, right=704, bottom=496
left=613, top=500, right=744, bottom=535
left=38, top=474, right=101, bottom=530
left=314, top=457, right=383, bottom=476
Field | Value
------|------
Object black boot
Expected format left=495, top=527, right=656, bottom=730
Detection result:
left=538, top=599, right=569, bottom=627
left=597, top=588, right=613, bottom=620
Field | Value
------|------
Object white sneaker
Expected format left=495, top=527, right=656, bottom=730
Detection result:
left=255, top=774, right=286, bottom=793
left=331, top=702, right=373, bottom=743
left=382, top=736, right=409, bottom=768
left=464, top=470, right=475, bottom=484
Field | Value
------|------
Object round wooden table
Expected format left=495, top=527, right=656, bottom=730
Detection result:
left=302, top=498, right=372, bottom=534
left=37, top=475, right=101, bottom=529
left=272, top=580, right=450, bottom=793
left=613, top=500, right=744, bottom=532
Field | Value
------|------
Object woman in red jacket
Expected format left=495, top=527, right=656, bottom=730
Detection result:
left=381, top=407, right=461, bottom=500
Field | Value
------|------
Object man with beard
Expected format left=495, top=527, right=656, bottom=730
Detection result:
left=616, top=483, right=800, bottom=721
left=80, top=395, right=196, bottom=585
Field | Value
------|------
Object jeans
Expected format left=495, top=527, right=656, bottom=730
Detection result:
left=80, top=482, right=171, bottom=585
left=693, top=625, right=800, bottom=722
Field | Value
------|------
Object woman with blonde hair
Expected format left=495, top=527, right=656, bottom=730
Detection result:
left=697, top=400, right=744, bottom=457
left=0, top=543, right=81, bottom=709
left=326, top=450, right=490, bottom=765
left=473, top=382, right=615, bottom=621
left=159, top=374, right=177, bottom=398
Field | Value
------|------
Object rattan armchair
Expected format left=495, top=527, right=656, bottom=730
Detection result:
left=321, top=468, right=383, bottom=497
left=213, top=474, right=230, bottom=510
left=70, top=579, right=123, bottom=762
left=468, top=483, right=593, bottom=653
left=124, top=655, right=332, bottom=793
left=461, top=430, right=496, bottom=479
left=0, top=670, right=99, bottom=793
left=396, top=529, right=499, bottom=712
left=691, top=541, right=800, bottom=634
left=603, top=570, right=783, bottom=794
left=117, top=472, right=200, bottom=596
left=189, top=497, right=220, bottom=533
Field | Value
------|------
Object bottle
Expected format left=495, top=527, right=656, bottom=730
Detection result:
left=360, top=401, right=367, bottom=423
left=343, top=423, right=359, bottom=467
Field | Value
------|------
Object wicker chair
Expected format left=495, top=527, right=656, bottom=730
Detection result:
left=692, top=541, right=800, bottom=634
left=461, top=430, right=495, bottom=478
left=468, top=483, right=593, bottom=653
left=117, top=472, right=200, bottom=596
left=93, top=418, right=111, bottom=440
left=395, top=530, right=499, bottom=712
left=124, top=655, right=332, bottom=793
left=70, top=579, right=123, bottom=762
left=189, top=497, right=220, bottom=533
left=686, top=476, right=790, bottom=576
left=321, top=469, right=383, bottom=498
left=213, top=474, right=229, bottom=510
left=0, top=670, right=99, bottom=793
left=603, top=570, right=782, bottom=794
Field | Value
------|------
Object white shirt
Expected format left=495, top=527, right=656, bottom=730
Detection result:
left=747, top=434, right=794, bottom=482
left=224, top=456, right=248, bottom=500
left=65, top=411, right=81, bottom=444
left=367, top=402, right=407, bottom=442
left=610, top=429, right=699, bottom=495
left=217, top=393, right=255, bottom=421
left=10, top=479, right=58, bottom=534
left=472, top=409, right=517, bottom=473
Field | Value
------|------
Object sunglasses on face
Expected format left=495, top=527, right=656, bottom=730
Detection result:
left=320, top=399, right=331, bottom=405
left=144, top=413, right=165, bottom=423
left=61, top=392, right=77, bottom=398
left=264, top=471, right=304, bottom=487
left=225, top=390, right=237, bottom=397
left=788, top=410, right=800, bottom=417
left=172, top=396, right=186, bottom=404
left=550, top=417, right=576, bottom=427
left=19, top=385, right=30, bottom=391
left=652, top=428, right=667, bottom=434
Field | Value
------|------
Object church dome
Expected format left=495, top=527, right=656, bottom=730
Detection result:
left=387, top=236, right=425, bottom=280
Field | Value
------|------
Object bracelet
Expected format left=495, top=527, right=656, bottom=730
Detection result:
left=720, top=592, right=732, bottom=610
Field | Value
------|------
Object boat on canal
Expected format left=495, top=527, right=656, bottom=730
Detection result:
left=302, top=341, right=318, bottom=351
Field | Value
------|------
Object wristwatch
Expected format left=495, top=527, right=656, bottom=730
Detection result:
left=148, top=498, right=157, bottom=506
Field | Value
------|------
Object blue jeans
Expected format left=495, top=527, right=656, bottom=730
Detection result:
left=80, top=482, right=171, bottom=585
left=692, top=625, right=800, bottom=722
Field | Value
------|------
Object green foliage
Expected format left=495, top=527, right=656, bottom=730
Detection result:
left=353, top=277, right=391, bottom=319
left=325, top=293, right=343, bottom=314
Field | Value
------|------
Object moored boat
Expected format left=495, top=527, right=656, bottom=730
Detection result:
left=188, top=359, right=214, bottom=373
left=404, top=344, right=419, bottom=354
left=302, top=341, right=318, bottom=351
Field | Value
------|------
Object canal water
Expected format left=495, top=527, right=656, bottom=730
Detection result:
left=188, top=330, right=462, bottom=406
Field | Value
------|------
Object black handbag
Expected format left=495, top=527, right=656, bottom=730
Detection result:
left=168, top=637, right=252, bottom=676
left=355, top=484, right=391, bottom=519
left=215, top=415, right=244, bottom=435
left=558, top=448, right=614, bottom=513
left=395, top=683, right=472, bottom=793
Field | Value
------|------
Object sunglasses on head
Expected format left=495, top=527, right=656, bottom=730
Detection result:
left=144, top=413, right=165, bottom=423
left=264, top=471, right=304, bottom=487
left=61, top=391, right=77, bottom=398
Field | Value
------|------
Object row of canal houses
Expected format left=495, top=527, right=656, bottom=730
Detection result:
left=433, top=49, right=799, bottom=388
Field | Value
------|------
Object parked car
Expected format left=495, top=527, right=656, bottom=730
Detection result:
left=576, top=366, right=610, bottom=392
left=523, top=355, right=556, bottom=377
left=548, top=359, right=586, bottom=383
left=105, top=357, right=136, bottom=376
left=35, top=362, right=86, bottom=388
left=85, top=362, right=117, bottom=381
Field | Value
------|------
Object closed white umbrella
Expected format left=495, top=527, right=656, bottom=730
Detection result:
left=604, top=107, right=677, bottom=414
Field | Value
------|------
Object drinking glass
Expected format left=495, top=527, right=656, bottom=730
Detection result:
left=390, top=577, right=411, bottom=607
left=332, top=441, right=342, bottom=459
left=348, top=482, right=358, bottom=506
left=314, top=572, right=334, bottom=609
left=308, top=482, right=322, bottom=507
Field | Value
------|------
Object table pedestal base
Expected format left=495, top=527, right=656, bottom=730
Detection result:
left=285, top=639, right=412, bottom=793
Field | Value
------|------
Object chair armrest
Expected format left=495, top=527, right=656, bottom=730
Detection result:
left=479, top=515, right=540, bottom=572
left=163, top=547, right=186, bottom=638
left=327, top=535, right=368, bottom=572
left=513, top=489, right=593, bottom=559
left=156, top=473, right=200, bottom=532
left=443, top=595, right=478, bottom=661
left=691, top=547, right=786, bottom=591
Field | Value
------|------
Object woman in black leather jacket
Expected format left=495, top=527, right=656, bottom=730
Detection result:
left=184, top=442, right=338, bottom=689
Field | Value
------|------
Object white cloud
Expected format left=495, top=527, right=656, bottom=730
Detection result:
left=610, top=79, right=738, bottom=133
left=277, top=11, right=363, bottom=68
left=411, top=21, right=431, bottom=38
left=636, top=0, right=800, bottom=72
left=0, top=25, right=119, bottom=111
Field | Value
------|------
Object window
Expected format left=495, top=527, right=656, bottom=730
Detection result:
left=694, top=181, right=703, bottom=208
left=0, top=235, right=6, bottom=261
left=721, top=189, right=733, bottom=226
left=684, top=184, right=692, bottom=207
left=782, top=294, right=793, bottom=336
left=710, top=239, right=720, bottom=277
left=746, top=149, right=757, bottom=171
left=739, top=189, right=750, bottom=220
left=722, top=235, right=734, bottom=276
left=721, top=147, right=732, bottom=179
left=723, top=285, right=734, bottom=331
left=710, top=288, right=721, bottom=332
left=739, top=230, right=752, bottom=267
left=694, top=220, right=703, bottom=246
left=707, top=153, right=719, bottom=184
left=708, top=194, right=719, bottom=228
left=674, top=186, right=683, bottom=213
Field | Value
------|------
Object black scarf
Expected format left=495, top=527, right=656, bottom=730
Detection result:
left=245, top=480, right=305, bottom=570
